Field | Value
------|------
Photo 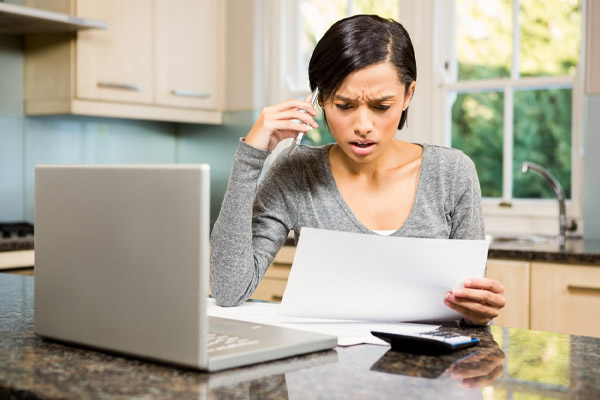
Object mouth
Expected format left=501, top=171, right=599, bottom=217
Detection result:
left=349, top=140, right=377, bottom=155
left=350, top=140, right=376, bottom=148
left=350, top=140, right=375, bottom=148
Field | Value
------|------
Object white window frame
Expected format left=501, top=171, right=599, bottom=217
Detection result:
left=268, top=0, right=405, bottom=102
left=433, top=0, right=585, bottom=236
left=269, top=0, right=586, bottom=236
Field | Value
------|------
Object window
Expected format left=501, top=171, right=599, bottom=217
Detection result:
left=273, top=0, right=401, bottom=146
left=437, top=0, right=584, bottom=233
left=272, top=0, right=585, bottom=234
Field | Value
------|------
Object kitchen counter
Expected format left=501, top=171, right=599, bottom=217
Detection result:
left=2, top=274, right=600, bottom=399
left=488, top=237, right=600, bottom=265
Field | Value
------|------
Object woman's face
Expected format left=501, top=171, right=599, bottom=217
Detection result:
left=324, top=62, right=415, bottom=163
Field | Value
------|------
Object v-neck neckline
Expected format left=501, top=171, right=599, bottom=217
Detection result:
left=322, top=143, right=427, bottom=235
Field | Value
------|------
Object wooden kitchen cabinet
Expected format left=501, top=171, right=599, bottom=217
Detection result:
left=75, top=0, right=153, bottom=104
left=24, top=0, right=222, bottom=124
left=251, top=246, right=295, bottom=302
left=486, top=259, right=530, bottom=329
left=251, top=263, right=291, bottom=302
left=531, top=262, right=600, bottom=337
left=154, top=0, right=219, bottom=110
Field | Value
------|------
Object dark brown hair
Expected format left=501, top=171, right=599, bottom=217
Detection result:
left=308, top=14, right=417, bottom=130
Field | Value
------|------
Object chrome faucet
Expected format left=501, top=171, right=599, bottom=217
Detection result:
left=520, top=161, right=577, bottom=248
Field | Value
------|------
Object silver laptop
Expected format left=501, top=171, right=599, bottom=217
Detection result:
left=34, top=164, right=336, bottom=371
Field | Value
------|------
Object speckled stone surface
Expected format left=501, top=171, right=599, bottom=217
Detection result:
left=489, top=237, right=600, bottom=265
left=2, top=274, right=600, bottom=399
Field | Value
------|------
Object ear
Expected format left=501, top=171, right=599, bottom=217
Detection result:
left=403, top=81, right=416, bottom=110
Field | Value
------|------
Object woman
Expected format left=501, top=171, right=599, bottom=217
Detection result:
left=210, top=14, right=505, bottom=325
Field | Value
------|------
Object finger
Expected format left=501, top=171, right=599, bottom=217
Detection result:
left=452, top=287, right=506, bottom=309
left=460, top=375, right=493, bottom=389
left=460, top=364, right=504, bottom=388
left=446, top=352, right=488, bottom=372
left=271, top=99, right=319, bottom=116
left=446, top=291, right=501, bottom=317
left=463, top=278, right=505, bottom=294
left=444, top=294, right=497, bottom=325
left=268, top=110, right=319, bottom=128
left=451, top=359, right=499, bottom=380
left=263, top=120, right=315, bottom=136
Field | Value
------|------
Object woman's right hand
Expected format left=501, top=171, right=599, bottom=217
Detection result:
left=244, top=97, right=319, bottom=151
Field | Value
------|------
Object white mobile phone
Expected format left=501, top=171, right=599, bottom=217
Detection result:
left=288, top=88, right=320, bottom=155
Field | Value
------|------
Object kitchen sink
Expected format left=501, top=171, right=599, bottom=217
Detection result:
left=489, top=234, right=583, bottom=246
left=489, top=235, right=558, bottom=247
left=491, top=235, right=551, bottom=244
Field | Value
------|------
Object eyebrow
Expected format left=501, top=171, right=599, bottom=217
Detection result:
left=334, top=95, right=396, bottom=102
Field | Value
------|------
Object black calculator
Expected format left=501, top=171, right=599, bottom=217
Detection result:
left=371, top=329, right=480, bottom=355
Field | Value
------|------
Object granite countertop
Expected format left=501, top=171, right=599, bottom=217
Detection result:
left=488, top=236, right=600, bottom=265
left=2, top=274, right=600, bottom=399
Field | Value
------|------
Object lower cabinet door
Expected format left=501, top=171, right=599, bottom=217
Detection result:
left=252, top=263, right=292, bottom=302
left=486, top=259, right=530, bottom=329
left=252, top=278, right=287, bottom=302
left=531, top=262, right=600, bottom=338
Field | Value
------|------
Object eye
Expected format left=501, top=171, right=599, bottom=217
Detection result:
left=374, top=104, right=391, bottom=111
left=335, top=103, right=353, bottom=110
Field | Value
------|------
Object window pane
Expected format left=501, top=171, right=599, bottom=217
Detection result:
left=353, top=0, right=399, bottom=19
left=451, top=91, right=504, bottom=198
left=301, top=0, right=348, bottom=75
left=456, top=0, right=512, bottom=80
left=520, top=0, right=581, bottom=77
left=513, top=88, right=572, bottom=199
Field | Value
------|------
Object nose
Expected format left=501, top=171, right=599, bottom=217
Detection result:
left=353, top=106, right=373, bottom=136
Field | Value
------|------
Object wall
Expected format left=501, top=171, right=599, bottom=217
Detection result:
left=0, top=35, right=24, bottom=221
left=0, top=34, right=252, bottom=226
left=583, top=0, right=600, bottom=240
left=584, top=96, right=600, bottom=239
left=177, top=113, right=254, bottom=225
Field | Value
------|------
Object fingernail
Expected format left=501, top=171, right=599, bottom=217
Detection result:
left=465, top=280, right=472, bottom=286
left=454, top=289, right=462, bottom=296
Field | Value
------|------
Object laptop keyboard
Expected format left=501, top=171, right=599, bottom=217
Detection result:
left=207, top=332, right=259, bottom=354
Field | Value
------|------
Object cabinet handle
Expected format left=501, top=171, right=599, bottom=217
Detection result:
left=98, top=82, right=142, bottom=91
left=271, top=295, right=283, bottom=302
left=567, top=284, right=600, bottom=293
left=172, top=89, right=210, bottom=98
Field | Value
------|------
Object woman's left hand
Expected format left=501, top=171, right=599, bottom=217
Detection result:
left=444, top=278, right=506, bottom=325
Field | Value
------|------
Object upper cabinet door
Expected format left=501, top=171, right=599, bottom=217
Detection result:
left=154, top=0, right=220, bottom=110
left=75, top=0, right=153, bottom=104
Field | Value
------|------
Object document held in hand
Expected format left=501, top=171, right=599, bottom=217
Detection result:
left=279, top=227, right=490, bottom=322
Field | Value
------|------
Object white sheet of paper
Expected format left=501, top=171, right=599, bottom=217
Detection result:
left=207, top=299, right=439, bottom=346
left=279, top=227, right=489, bottom=322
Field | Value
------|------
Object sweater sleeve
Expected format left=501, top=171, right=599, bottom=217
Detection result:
left=209, top=140, right=294, bottom=306
left=449, top=154, right=486, bottom=240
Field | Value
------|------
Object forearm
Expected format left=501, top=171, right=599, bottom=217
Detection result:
left=210, top=140, right=270, bottom=306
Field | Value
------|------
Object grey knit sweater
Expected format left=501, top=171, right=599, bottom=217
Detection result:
left=210, top=140, right=485, bottom=306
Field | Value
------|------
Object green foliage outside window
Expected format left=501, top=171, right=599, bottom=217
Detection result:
left=453, top=0, right=580, bottom=199
left=513, top=88, right=572, bottom=199
left=301, top=0, right=580, bottom=200
left=452, top=91, right=504, bottom=198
